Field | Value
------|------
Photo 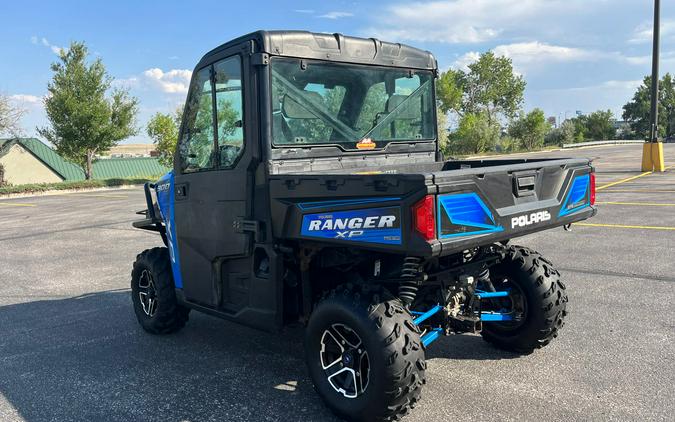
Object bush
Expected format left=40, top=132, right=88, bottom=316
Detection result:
left=545, top=120, right=576, bottom=146
left=508, top=109, right=551, bottom=151
left=497, top=136, right=520, bottom=153
left=446, top=112, right=500, bottom=155
left=0, top=177, right=155, bottom=195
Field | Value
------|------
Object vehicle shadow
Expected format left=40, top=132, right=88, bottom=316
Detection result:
left=0, top=290, right=337, bottom=422
left=0, top=291, right=520, bottom=422
left=424, top=334, right=522, bottom=361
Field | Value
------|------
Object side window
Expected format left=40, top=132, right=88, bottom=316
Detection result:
left=213, top=56, right=244, bottom=168
left=179, top=67, right=215, bottom=173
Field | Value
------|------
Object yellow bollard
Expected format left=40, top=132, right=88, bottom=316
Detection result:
left=642, top=142, right=653, bottom=171
left=652, top=142, right=665, bottom=172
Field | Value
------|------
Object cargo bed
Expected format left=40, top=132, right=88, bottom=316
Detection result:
left=269, top=157, right=597, bottom=257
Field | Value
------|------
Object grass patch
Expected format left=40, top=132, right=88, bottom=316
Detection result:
left=0, top=177, right=156, bottom=195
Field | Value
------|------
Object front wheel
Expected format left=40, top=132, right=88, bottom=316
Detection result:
left=131, top=247, right=189, bottom=334
left=480, top=245, right=568, bottom=354
left=305, top=285, right=426, bottom=422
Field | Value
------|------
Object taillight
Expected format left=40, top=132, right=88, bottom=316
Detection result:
left=590, top=172, right=596, bottom=205
left=413, top=195, right=436, bottom=241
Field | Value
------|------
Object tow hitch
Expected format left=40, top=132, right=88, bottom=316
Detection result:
left=411, top=289, right=520, bottom=347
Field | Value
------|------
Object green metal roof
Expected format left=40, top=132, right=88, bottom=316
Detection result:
left=93, top=157, right=170, bottom=179
left=0, top=137, right=85, bottom=180
left=0, top=137, right=170, bottom=181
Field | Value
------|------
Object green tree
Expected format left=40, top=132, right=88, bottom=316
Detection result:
left=438, top=51, right=525, bottom=155
left=459, top=52, right=526, bottom=123
left=449, top=112, right=500, bottom=154
left=561, top=120, right=576, bottom=144
left=0, top=93, right=26, bottom=136
left=622, top=73, right=675, bottom=139
left=436, top=107, right=449, bottom=154
left=583, top=110, right=616, bottom=140
left=38, top=42, right=138, bottom=179
left=545, top=119, right=576, bottom=146
left=436, top=69, right=463, bottom=115
left=147, top=109, right=181, bottom=167
left=508, top=108, right=551, bottom=151
left=569, top=116, right=587, bottom=142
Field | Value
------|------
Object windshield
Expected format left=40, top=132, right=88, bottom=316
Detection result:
left=271, top=57, right=436, bottom=150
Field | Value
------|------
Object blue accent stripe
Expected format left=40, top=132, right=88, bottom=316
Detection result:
left=297, top=197, right=400, bottom=210
left=559, top=174, right=591, bottom=217
left=437, top=192, right=504, bottom=239
left=439, top=227, right=504, bottom=238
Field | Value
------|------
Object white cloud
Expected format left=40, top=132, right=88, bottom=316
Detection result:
left=9, top=94, right=42, bottom=105
left=294, top=9, right=315, bottom=14
left=492, top=42, right=593, bottom=64
left=31, top=36, right=64, bottom=55
left=112, top=76, right=140, bottom=89
left=318, top=11, right=353, bottom=19
left=451, top=41, right=658, bottom=74
left=452, top=42, right=593, bottom=72
left=629, top=19, right=675, bottom=44
left=368, top=0, right=585, bottom=44
left=142, top=68, right=192, bottom=94
left=451, top=51, right=481, bottom=71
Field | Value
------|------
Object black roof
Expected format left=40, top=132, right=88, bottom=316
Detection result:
left=199, top=30, right=437, bottom=71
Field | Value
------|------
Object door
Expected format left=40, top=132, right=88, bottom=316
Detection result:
left=173, top=53, right=251, bottom=307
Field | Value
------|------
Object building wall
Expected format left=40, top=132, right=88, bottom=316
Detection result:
left=0, top=144, right=64, bottom=185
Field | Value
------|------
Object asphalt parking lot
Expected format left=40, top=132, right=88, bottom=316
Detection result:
left=1, top=143, right=674, bottom=421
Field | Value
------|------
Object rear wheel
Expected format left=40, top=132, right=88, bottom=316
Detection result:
left=305, top=284, right=426, bottom=422
left=481, top=245, right=568, bottom=354
left=131, top=247, right=189, bottom=334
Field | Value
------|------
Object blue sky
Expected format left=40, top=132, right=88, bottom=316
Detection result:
left=1, top=0, right=673, bottom=143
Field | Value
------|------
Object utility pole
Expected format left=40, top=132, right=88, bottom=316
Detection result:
left=643, top=0, right=666, bottom=171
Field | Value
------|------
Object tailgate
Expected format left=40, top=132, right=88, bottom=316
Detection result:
left=430, top=158, right=596, bottom=256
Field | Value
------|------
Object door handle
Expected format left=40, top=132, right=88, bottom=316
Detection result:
left=175, top=183, right=188, bottom=198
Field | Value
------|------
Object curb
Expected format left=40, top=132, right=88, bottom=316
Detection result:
left=0, top=184, right=144, bottom=200
left=562, top=140, right=644, bottom=148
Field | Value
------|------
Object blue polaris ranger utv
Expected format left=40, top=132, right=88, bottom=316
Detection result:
left=132, top=31, right=597, bottom=421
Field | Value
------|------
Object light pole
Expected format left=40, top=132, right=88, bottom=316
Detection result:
left=649, top=0, right=660, bottom=143
left=643, top=0, right=665, bottom=171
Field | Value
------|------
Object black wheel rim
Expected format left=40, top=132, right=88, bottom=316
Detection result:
left=488, top=276, right=528, bottom=330
left=138, top=269, right=158, bottom=317
left=319, top=323, right=370, bottom=399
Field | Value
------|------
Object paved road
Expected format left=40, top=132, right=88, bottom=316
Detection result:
left=1, top=144, right=674, bottom=421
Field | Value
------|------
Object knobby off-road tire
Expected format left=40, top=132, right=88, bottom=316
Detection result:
left=131, top=247, right=189, bottom=334
left=481, top=245, right=568, bottom=354
left=305, top=284, right=426, bottom=422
